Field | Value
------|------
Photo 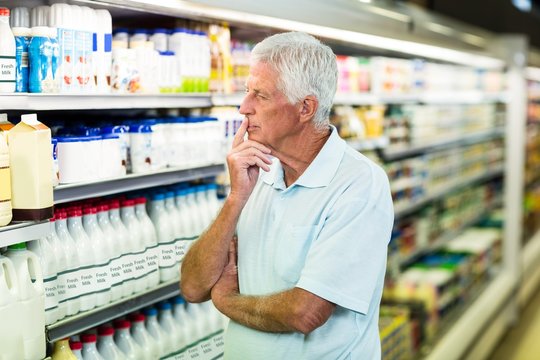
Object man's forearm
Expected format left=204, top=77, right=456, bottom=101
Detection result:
left=214, top=288, right=335, bottom=335
left=180, top=197, right=244, bottom=302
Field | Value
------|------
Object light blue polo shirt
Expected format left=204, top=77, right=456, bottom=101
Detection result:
left=224, top=126, right=394, bottom=359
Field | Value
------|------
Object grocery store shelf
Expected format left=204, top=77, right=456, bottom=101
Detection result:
left=0, top=221, right=51, bottom=248
left=523, top=229, right=540, bottom=276
left=380, top=127, right=505, bottom=162
left=425, top=271, right=516, bottom=360
left=211, top=93, right=245, bottom=107
left=46, top=279, right=180, bottom=343
left=54, top=164, right=225, bottom=204
left=394, top=166, right=504, bottom=219
left=399, top=199, right=501, bottom=267
left=0, top=93, right=212, bottom=111
left=346, top=136, right=389, bottom=151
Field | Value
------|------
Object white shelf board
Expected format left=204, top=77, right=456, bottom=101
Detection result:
left=54, top=164, right=225, bottom=204
left=0, top=221, right=50, bottom=248
left=425, top=271, right=516, bottom=360
left=0, top=93, right=212, bottom=110
left=346, top=136, right=389, bottom=151
left=522, top=229, right=540, bottom=275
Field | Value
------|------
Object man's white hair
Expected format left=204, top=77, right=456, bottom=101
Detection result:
left=250, top=32, right=338, bottom=130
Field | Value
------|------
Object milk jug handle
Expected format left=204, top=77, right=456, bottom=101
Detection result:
left=0, top=257, right=19, bottom=297
left=27, top=252, right=44, bottom=288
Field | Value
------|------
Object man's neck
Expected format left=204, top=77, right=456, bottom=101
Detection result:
left=273, top=126, right=332, bottom=187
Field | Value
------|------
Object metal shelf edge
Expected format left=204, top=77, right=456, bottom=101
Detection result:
left=46, top=280, right=180, bottom=343
left=54, top=164, right=225, bottom=204
left=0, top=221, right=51, bottom=248
left=424, top=272, right=516, bottom=360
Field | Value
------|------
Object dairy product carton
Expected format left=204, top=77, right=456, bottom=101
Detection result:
left=8, top=113, right=53, bottom=221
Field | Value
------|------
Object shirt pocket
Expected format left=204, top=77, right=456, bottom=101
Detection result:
left=274, top=225, right=318, bottom=285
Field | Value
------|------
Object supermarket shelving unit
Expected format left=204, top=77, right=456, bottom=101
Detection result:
left=0, top=0, right=529, bottom=359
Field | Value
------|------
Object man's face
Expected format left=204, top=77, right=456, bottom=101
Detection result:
left=239, top=61, right=301, bottom=149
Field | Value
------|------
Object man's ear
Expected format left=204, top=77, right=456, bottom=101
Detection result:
left=299, top=95, right=318, bottom=123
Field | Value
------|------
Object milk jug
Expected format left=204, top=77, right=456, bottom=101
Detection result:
left=82, top=206, right=112, bottom=306
left=120, top=199, right=147, bottom=293
left=51, top=338, right=77, bottom=360
left=149, top=193, right=175, bottom=282
left=113, top=320, right=143, bottom=360
left=4, top=242, right=45, bottom=360
left=173, top=296, right=192, bottom=345
left=97, top=326, right=125, bottom=360
left=0, top=132, right=12, bottom=226
left=158, top=301, right=181, bottom=354
left=134, top=197, right=159, bottom=289
left=108, top=199, right=134, bottom=298
left=97, top=203, right=123, bottom=301
left=164, top=191, right=183, bottom=266
left=0, top=255, right=24, bottom=360
left=70, top=341, right=83, bottom=360
left=67, top=208, right=97, bottom=311
left=55, top=209, right=81, bottom=316
left=129, top=313, right=157, bottom=360
left=144, top=307, right=168, bottom=357
left=27, top=232, right=59, bottom=325
left=81, top=334, right=105, bottom=360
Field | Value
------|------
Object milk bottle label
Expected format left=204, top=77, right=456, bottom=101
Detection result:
left=56, top=272, right=67, bottom=303
left=95, top=262, right=111, bottom=293
left=109, top=255, right=123, bottom=289
left=79, top=265, right=97, bottom=295
left=122, top=252, right=135, bottom=283
left=159, top=241, right=176, bottom=270
left=0, top=57, right=16, bottom=83
left=63, top=268, right=81, bottom=300
left=146, top=244, right=159, bottom=276
left=133, top=251, right=147, bottom=280
left=58, top=28, right=74, bottom=92
left=43, top=275, right=59, bottom=312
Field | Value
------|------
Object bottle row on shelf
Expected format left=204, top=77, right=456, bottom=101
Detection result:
left=382, top=226, right=502, bottom=359
left=0, top=181, right=221, bottom=359
left=50, top=297, right=226, bottom=360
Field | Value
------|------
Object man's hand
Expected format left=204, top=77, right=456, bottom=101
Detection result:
left=211, top=236, right=240, bottom=312
left=227, top=118, right=273, bottom=205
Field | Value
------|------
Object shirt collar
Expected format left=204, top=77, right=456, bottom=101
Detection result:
left=260, top=126, right=345, bottom=190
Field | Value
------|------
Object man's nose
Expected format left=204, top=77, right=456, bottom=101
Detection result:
left=239, top=94, right=253, bottom=115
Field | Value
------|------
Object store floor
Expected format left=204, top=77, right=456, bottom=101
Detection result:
left=488, top=285, right=540, bottom=360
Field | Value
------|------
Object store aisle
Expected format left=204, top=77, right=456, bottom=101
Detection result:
left=489, top=285, right=540, bottom=360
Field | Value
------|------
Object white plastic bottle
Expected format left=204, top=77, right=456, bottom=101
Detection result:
left=130, top=313, right=158, bottom=360
left=113, top=320, right=143, bottom=360
left=27, top=229, right=60, bottom=325
left=149, top=193, right=176, bottom=282
left=67, top=208, right=97, bottom=311
left=149, top=28, right=168, bottom=52
left=0, top=132, right=12, bottom=226
left=97, top=203, right=123, bottom=302
left=0, top=8, right=16, bottom=92
left=144, top=307, right=169, bottom=357
left=186, top=187, right=204, bottom=236
left=134, top=197, right=160, bottom=289
left=45, top=217, right=67, bottom=321
left=97, top=326, right=126, bottom=360
left=195, top=185, right=211, bottom=229
left=158, top=301, right=181, bottom=354
left=172, top=296, right=192, bottom=345
left=70, top=341, right=84, bottom=360
left=121, top=199, right=148, bottom=293
left=129, top=28, right=148, bottom=47
left=49, top=3, right=74, bottom=93
left=129, top=123, right=153, bottom=174
left=94, top=9, right=112, bottom=93
left=4, top=242, right=46, bottom=360
left=165, top=191, right=183, bottom=266
left=55, top=209, right=81, bottom=316
left=0, top=254, right=24, bottom=359
left=175, top=188, right=197, bottom=241
left=108, top=199, right=135, bottom=298
left=186, top=302, right=209, bottom=340
left=81, top=334, right=105, bottom=360
left=82, top=206, right=112, bottom=306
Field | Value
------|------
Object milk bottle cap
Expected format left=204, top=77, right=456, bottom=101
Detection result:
left=153, top=28, right=168, bottom=34
left=121, top=199, right=135, bottom=207
left=11, top=7, right=30, bottom=28
left=70, top=341, right=83, bottom=351
left=144, top=307, right=158, bottom=316
left=31, top=6, right=50, bottom=27
left=0, top=8, right=9, bottom=16
left=173, top=296, right=186, bottom=305
left=158, top=301, right=172, bottom=310
left=129, top=313, right=146, bottom=322
left=108, top=199, right=120, bottom=209
left=81, top=334, right=98, bottom=343
left=114, top=319, right=132, bottom=329
left=134, top=197, right=147, bottom=205
left=8, top=242, right=26, bottom=250
left=97, top=326, right=115, bottom=336
left=151, top=194, right=165, bottom=201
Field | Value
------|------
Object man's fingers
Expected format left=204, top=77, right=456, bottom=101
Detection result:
left=232, top=118, right=249, bottom=148
left=231, top=139, right=272, bottom=155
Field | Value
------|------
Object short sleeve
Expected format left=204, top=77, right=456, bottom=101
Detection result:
left=296, top=176, right=393, bottom=314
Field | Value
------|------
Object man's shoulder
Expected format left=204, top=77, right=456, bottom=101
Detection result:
left=339, top=145, right=387, bottom=182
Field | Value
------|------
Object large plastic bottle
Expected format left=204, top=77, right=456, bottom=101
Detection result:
left=12, top=26, right=30, bottom=92
left=55, top=209, right=81, bottom=316
left=144, top=307, right=169, bottom=357
left=164, top=191, right=183, bottom=267
left=27, top=228, right=60, bottom=325
left=149, top=193, right=176, bottom=282
left=81, top=334, right=105, bottom=360
left=186, top=187, right=204, bottom=236
left=94, top=9, right=112, bottom=93
left=186, top=302, right=209, bottom=340
left=97, top=326, right=125, bottom=360
left=149, top=28, right=168, bottom=52
left=51, top=338, right=77, bottom=360
left=82, top=206, right=112, bottom=306
left=108, top=199, right=134, bottom=298
left=175, top=188, right=197, bottom=241
left=172, top=296, right=192, bottom=345
left=113, top=320, right=143, bottom=360
left=129, top=313, right=157, bottom=360
left=97, top=203, right=123, bottom=302
left=49, top=3, right=74, bottom=93
left=0, top=132, right=12, bottom=226
left=195, top=185, right=211, bottom=230
left=4, top=242, right=45, bottom=360
left=67, top=208, right=97, bottom=312
left=46, top=217, right=67, bottom=321
left=28, top=26, right=53, bottom=93
left=0, top=8, right=16, bottom=93
left=0, top=255, right=24, bottom=359
left=120, top=199, right=148, bottom=293
left=158, top=301, right=181, bottom=354
left=134, top=197, right=160, bottom=289
left=70, top=341, right=83, bottom=360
